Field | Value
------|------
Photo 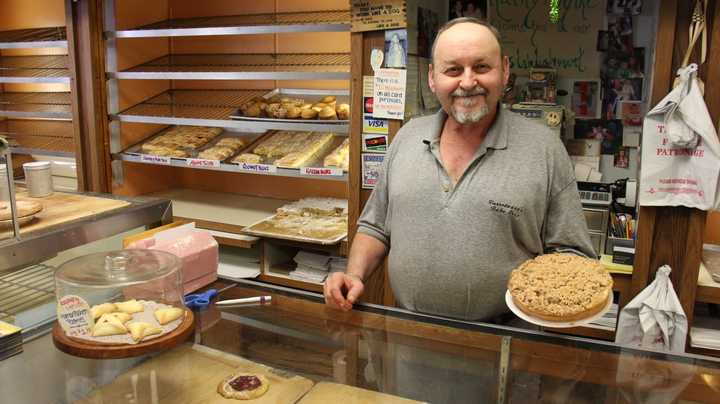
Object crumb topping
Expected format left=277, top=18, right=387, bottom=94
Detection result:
left=508, top=254, right=612, bottom=317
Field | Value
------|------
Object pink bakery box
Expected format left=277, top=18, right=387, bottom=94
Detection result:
left=126, top=223, right=218, bottom=296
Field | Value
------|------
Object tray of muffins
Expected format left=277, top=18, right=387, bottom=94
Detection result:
left=229, top=89, right=349, bottom=124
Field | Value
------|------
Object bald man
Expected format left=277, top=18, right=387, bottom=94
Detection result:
left=324, top=17, right=594, bottom=322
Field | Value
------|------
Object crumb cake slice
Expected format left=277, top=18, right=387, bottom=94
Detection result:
left=507, top=253, right=613, bottom=322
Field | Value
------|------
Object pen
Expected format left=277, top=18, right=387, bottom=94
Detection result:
left=215, top=296, right=272, bottom=306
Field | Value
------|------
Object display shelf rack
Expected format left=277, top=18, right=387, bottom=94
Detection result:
left=0, top=26, right=67, bottom=49
left=109, top=9, right=350, bottom=38
left=2, top=119, right=75, bottom=157
left=108, top=53, right=350, bottom=81
left=0, top=55, right=70, bottom=84
left=112, top=89, right=349, bottom=132
left=0, top=264, right=55, bottom=323
left=0, top=92, right=72, bottom=119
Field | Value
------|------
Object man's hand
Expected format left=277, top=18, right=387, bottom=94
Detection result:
left=324, top=272, right=364, bottom=311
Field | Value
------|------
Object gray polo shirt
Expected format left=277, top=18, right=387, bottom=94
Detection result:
left=357, top=108, right=596, bottom=321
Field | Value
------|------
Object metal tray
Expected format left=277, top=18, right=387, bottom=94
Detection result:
left=226, top=131, right=347, bottom=169
left=123, top=127, right=263, bottom=162
left=242, top=214, right=347, bottom=245
left=229, top=88, right=349, bottom=125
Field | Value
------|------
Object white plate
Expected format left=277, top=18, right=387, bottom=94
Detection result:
left=505, top=290, right=613, bottom=328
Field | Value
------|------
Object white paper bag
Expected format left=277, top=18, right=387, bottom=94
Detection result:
left=639, top=64, right=720, bottom=210
left=615, top=265, right=687, bottom=352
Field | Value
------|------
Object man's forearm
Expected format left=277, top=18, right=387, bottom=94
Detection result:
left=346, top=233, right=389, bottom=281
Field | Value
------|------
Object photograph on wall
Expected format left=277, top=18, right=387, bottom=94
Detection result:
left=574, top=119, right=624, bottom=155
left=384, top=29, right=408, bottom=69
left=572, top=81, right=601, bottom=119
left=417, top=7, right=439, bottom=58
left=607, top=15, right=633, bottom=53
left=614, top=147, right=630, bottom=168
left=603, top=48, right=645, bottom=79
left=618, top=100, right=644, bottom=126
left=449, top=0, right=487, bottom=20
left=607, top=0, right=642, bottom=15
left=602, top=77, right=642, bottom=119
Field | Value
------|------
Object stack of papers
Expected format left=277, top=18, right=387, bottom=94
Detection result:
left=291, top=251, right=330, bottom=283
left=0, top=320, right=22, bottom=361
left=329, top=257, right=348, bottom=273
left=690, top=327, right=720, bottom=350
left=586, top=303, right=618, bottom=331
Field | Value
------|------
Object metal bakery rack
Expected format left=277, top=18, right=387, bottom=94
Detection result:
left=0, top=24, right=76, bottom=159
left=105, top=2, right=352, bottom=184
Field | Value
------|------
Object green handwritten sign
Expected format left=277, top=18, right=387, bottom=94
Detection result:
left=490, top=0, right=603, bottom=77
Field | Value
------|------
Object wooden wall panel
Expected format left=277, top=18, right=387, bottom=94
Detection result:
left=0, top=0, right=65, bottom=29
left=112, top=161, right=181, bottom=196
left=179, top=169, right=347, bottom=200
left=114, top=0, right=168, bottom=29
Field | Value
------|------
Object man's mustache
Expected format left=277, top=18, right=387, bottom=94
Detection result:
left=451, top=87, right=487, bottom=97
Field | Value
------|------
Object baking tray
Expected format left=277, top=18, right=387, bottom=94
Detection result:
left=241, top=213, right=347, bottom=245
left=229, top=88, right=349, bottom=124
left=123, top=127, right=263, bottom=161
left=226, top=130, right=347, bottom=170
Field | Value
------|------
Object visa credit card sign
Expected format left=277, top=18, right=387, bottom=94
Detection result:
left=363, top=114, right=388, bottom=134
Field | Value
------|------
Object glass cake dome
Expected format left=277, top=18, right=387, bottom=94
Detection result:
left=55, top=249, right=185, bottom=314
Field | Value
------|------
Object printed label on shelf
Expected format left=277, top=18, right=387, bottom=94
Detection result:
left=140, top=154, right=172, bottom=165
left=301, top=167, right=344, bottom=176
left=236, top=163, right=277, bottom=174
left=57, top=294, right=92, bottom=338
left=186, top=158, right=220, bottom=168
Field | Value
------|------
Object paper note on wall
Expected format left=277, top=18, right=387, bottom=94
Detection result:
left=373, top=68, right=407, bottom=120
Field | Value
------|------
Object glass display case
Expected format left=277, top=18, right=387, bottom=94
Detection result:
left=4, top=278, right=720, bottom=403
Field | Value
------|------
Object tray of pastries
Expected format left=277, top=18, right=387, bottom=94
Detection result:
left=506, top=253, right=613, bottom=328
left=230, top=89, right=350, bottom=124
left=231, top=130, right=347, bottom=169
left=125, top=126, right=260, bottom=161
left=242, top=198, right=348, bottom=244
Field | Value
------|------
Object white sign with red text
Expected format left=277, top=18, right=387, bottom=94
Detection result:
left=300, top=167, right=344, bottom=177
left=234, top=163, right=277, bottom=174
left=186, top=158, right=220, bottom=168
left=140, top=154, right=171, bottom=165
left=57, top=294, right=92, bottom=338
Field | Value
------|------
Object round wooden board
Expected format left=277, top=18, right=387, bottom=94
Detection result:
left=52, top=309, right=194, bottom=359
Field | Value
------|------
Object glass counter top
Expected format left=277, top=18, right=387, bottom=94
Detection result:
left=3, top=279, right=720, bottom=403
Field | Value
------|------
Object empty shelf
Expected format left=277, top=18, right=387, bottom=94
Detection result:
left=111, top=10, right=350, bottom=38
left=0, top=92, right=72, bottom=119
left=0, top=26, right=67, bottom=49
left=0, top=55, right=70, bottom=84
left=2, top=119, right=75, bottom=157
left=0, top=264, right=56, bottom=323
left=109, top=53, right=350, bottom=80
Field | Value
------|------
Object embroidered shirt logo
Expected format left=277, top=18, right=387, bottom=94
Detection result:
left=489, top=199, right=524, bottom=217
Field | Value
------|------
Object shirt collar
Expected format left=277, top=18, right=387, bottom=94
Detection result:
left=422, top=106, right=509, bottom=151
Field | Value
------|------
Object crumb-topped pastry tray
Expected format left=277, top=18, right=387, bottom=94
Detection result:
left=52, top=307, right=194, bottom=359
left=505, top=290, right=612, bottom=328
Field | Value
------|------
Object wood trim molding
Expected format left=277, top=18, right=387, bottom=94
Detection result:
left=66, top=0, right=111, bottom=192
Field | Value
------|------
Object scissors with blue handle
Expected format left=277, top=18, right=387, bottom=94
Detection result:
left=184, top=288, right=217, bottom=309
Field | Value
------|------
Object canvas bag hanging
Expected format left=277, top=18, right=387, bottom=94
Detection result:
left=614, top=266, right=692, bottom=404
left=639, top=63, right=720, bottom=210
left=615, top=265, right=687, bottom=351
